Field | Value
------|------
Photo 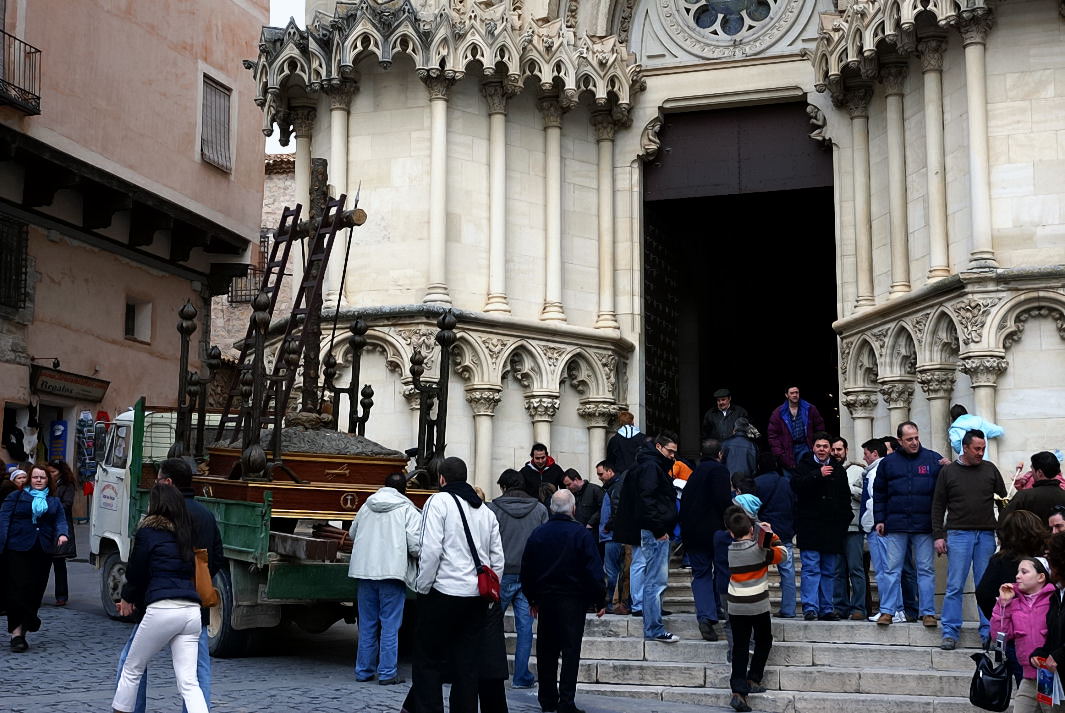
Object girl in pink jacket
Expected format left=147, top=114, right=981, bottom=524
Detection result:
left=990, top=557, right=1055, bottom=708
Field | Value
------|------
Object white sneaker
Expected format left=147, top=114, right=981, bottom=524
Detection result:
left=893, top=611, right=906, bottom=623
left=651, top=632, right=680, bottom=643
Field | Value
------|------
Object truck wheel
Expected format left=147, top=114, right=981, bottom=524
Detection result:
left=100, top=550, right=135, bottom=622
left=207, top=566, right=248, bottom=658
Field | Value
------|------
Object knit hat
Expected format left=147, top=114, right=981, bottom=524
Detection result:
left=9, top=468, right=25, bottom=481
left=733, top=493, right=762, bottom=519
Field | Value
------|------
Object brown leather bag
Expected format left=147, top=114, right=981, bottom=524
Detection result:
left=193, top=548, right=220, bottom=607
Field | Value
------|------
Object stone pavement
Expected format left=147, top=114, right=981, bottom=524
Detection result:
left=0, top=545, right=727, bottom=713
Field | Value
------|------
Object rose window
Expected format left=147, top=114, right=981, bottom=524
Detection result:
left=683, top=0, right=777, bottom=38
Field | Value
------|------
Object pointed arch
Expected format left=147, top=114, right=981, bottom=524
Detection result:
left=498, top=340, right=551, bottom=392
left=557, top=348, right=610, bottom=399
left=884, top=323, right=918, bottom=378
left=847, top=337, right=880, bottom=389
left=921, top=308, right=961, bottom=366
left=452, top=332, right=490, bottom=384
left=989, top=291, right=1065, bottom=352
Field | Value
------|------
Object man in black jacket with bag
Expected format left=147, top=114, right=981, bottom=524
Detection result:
left=522, top=489, right=606, bottom=713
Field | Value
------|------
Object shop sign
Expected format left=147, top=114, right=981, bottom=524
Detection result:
left=30, top=366, right=110, bottom=402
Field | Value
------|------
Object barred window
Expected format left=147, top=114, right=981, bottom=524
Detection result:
left=201, top=75, right=232, bottom=172
left=0, top=216, right=28, bottom=309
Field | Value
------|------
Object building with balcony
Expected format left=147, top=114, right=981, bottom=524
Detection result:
left=0, top=1, right=268, bottom=470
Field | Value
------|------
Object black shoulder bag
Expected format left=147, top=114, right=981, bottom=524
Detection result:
left=969, top=632, right=1012, bottom=711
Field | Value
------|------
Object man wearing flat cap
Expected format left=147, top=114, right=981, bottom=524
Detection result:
left=701, top=388, right=750, bottom=443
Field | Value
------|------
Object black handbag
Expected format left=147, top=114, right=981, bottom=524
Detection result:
left=969, top=632, right=1012, bottom=712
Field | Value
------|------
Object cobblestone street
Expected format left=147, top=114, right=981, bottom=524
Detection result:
left=0, top=536, right=719, bottom=712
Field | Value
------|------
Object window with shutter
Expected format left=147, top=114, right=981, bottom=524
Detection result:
left=0, top=216, right=28, bottom=309
left=201, top=75, right=232, bottom=172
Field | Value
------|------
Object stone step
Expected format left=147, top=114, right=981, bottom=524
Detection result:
left=576, top=685, right=999, bottom=713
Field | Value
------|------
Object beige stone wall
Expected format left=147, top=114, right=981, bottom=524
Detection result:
left=4, top=0, right=269, bottom=242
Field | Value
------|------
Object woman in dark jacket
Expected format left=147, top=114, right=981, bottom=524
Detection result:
left=1033, top=532, right=1065, bottom=676
left=112, top=483, right=207, bottom=713
left=46, top=459, right=77, bottom=605
left=0, top=464, right=69, bottom=652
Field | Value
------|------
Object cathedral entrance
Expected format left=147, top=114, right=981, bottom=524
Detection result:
left=642, top=101, right=839, bottom=455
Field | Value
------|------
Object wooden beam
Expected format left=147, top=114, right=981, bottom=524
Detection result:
left=169, top=220, right=209, bottom=262
left=129, top=202, right=172, bottom=248
left=82, top=183, right=132, bottom=230
left=22, top=161, right=78, bottom=207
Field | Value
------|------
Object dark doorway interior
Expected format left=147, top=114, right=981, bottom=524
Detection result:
left=642, top=103, right=839, bottom=457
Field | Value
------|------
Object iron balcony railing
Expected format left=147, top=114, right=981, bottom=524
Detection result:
left=0, top=29, right=40, bottom=115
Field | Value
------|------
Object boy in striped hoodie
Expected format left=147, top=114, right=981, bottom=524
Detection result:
left=725, top=506, right=786, bottom=712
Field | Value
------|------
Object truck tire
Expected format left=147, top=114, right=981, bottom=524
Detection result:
left=207, top=565, right=248, bottom=658
left=100, top=550, right=136, bottom=622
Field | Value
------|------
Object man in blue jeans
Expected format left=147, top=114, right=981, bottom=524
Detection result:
left=628, top=433, right=681, bottom=643
left=488, top=468, right=548, bottom=688
left=874, top=421, right=944, bottom=627
left=114, top=457, right=222, bottom=713
left=930, top=430, right=1005, bottom=649
left=598, top=460, right=631, bottom=614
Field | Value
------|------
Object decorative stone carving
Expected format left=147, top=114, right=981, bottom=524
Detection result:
left=1002, top=306, right=1065, bottom=349
left=806, top=105, right=829, bottom=147
left=844, top=85, right=872, bottom=118
left=956, top=9, right=993, bottom=46
left=482, top=337, right=510, bottom=364
left=918, top=38, right=947, bottom=73
left=951, top=297, right=1001, bottom=345
left=880, top=63, right=907, bottom=96
left=396, top=328, right=438, bottom=369
left=639, top=115, right=663, bottom=162
left=420, top=71, right=457, bottom=100
left=577, top=401, right=616, bottom=427
left=524, top=395, right=560, bottom=422
left=842, top=389, right=877, bottom=418
left=594, top=351, right=619, bottom=396
left=617, top=0, right=637, bottom=42
left=917, top=368, right=957, bottom=398
left=564, top=0, right=579, bottom=28
left=537, top=95, right=565, bottom=128
left=868, top=327, right=889, bottom=355
left=959, top=357, right=1008, bottom=386
left=326, top=81, right=358, bottom=110
left=465, top=388, right=502, bottom=416
left=647, top=0, right=808, bottom=62
left=911, top=311, right=931, bottom=345
left=480, top=80, right=511, bottom=115
left=591, top=111, right=617, bottom=141
left=878, top=381, right=915, bottom=408
left=291, top=107, right=317, bottom=138
left=838, top=339, right=854, bottom=378
left=538, top=344, right=566, bottom=368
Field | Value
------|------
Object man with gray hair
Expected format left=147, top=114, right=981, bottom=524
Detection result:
left=521, top=489, right=606, bottom=713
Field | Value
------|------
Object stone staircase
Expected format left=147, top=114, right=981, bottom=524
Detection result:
left=505, top=555, right=994, bottom=712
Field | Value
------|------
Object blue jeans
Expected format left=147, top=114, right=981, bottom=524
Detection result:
left=117, top=624, right=211, bottom=713
left=942, top=529, right=996, bottom=640
left=500, top=573, right=535, bottom=687
left=687, top=549, right=718, bottom=624
left=834, top=532, right=866, bottom=616
left=355, top=578, right=406, bottom=681
left=799, top=549, right=838, bottom=616
left=713, top=530, right=732, bottom=620
left=868, top=531, right=890, bottom=614
left=603, top=542, right=625, bottom=611
left=777, top=541, right=796, bottom=617
left=629, top=546, right=645, bottom=611
left=640, top=530, right=670, bottom=639
left=882, top=533, right=936, bottom=616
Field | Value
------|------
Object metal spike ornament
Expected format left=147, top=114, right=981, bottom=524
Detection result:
left=239, top=291, right=271, bottom=480
left=409, top=309, right=458, bottom=484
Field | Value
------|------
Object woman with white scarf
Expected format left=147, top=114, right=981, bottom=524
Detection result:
left=0, top=464, right=68, bottom=652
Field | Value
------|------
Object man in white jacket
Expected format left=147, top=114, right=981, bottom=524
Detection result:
left=347, top=472, right=422, bottom=685
left=413, top=457, right=504, bottom=713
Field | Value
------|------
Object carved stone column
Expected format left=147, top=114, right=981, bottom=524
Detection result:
left=482, top=81, right=512, bottom=314
left=421, top=72, right=456, bottom=305
left=524, top=392, right=560, bottom=450
left=959, top=354, right=1008, bottom=461
left=958, top=11, right=999, bottom=271
left=878, top=378, right=915, bottom=431
left=466, top=386, right=503, bottom=496
left=881, top=64, right=911, bottom=297
left=592, top=110, right=618, bottom=329
left=538, top=94, right=567, bottom=322
left=920, top=38, right=951, bottom=280
left=578, top=399, right=616, bottom=479
left=842, top=388, right=878, bottom=448
left=847, top=85, right=875, bottom=309
left=917, top=366, right=957, bottom=456
left=324, top=81, right=358, bottom=308
left=290, top=107, right=316, bottom=296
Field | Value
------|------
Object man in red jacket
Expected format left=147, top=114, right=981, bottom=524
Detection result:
left=767, top=386, right=826, bottom=470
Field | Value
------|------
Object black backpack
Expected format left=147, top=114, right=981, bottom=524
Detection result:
left=969, top=633, right=1012, bottom=712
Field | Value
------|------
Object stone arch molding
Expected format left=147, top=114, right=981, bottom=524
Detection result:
left=247, top=2, right=644, bottom=142
left=844, top=335, right=880, bottom=390
left=882, top=322, right=917, bottom=379
left=990, top=291, right=1065, bottom=352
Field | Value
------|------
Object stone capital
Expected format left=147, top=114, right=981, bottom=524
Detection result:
left=918, top=38, right=948, bottom=73
left=327, top=80, right=359, bottom=110
left=844, top=85, right=873, bottom=119
left=842, top=389, right=878, bottom=419
left=917, top=368, right=957, bottom=398
left=577, top=400, right=617, bottom=428
left=959, top=356, right=1009, bottom=386
left=880, top=64, right=908, bottom=96
left=419, top=71, right=457, bottom=101
left=591, top=110, right=617, bottom=142
left=957, top=9, right=994, bottom=47
left=537, top=95, right=566, bottom=129
left=402, top=382, right=434, bottom=411
left=524, top=394, right=560, bottom=422
left=480, top=80, right=514, bottom=115
left=465, top=387, right=502, bottom=416
left=878, top=380, right=915, bottom=408
left=291, top=107, right=317, bottom=139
